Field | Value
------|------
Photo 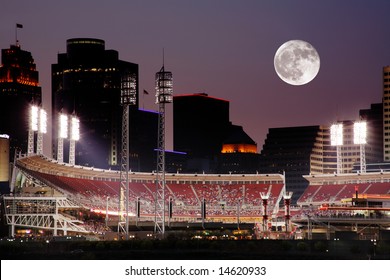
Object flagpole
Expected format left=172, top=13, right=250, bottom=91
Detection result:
left=15, top=24, right=23, bottom=46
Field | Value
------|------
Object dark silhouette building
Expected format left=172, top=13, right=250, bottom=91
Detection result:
left=173, top=93, right=259, bottom=173
left=52, top=38, right=156, bottom=171
left=217, top=125, right=260, bottom=173
left=259, top=126, right=320, bottom=203
left=173, top=93, right=231, bottom=172
left=359, top=103, right=383, bottom=164
left=0, top=43, right=42, bottom=157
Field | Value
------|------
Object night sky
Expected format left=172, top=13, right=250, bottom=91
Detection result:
left=1, top=0, right=390, bottom=153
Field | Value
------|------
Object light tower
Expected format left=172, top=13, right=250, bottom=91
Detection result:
left=118, top=70, right=137, bottom=240
left=154, top=64, right=173, bottom=237
left=354, top=121, right=367, bottom=173
left=28, top=105, right=39, bottom=156
left=330, top=123, right=343, bottom=174
left=69, top=116, right=80, bottom=165
left=36, top=108, right=47, bottom=155
left=57, top=114, right=68, bottom=163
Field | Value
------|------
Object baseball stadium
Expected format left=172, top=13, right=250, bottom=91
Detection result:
left=2, top=153, right=390, bottom=243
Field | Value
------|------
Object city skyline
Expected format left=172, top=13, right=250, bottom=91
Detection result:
left=1, top=0, right=390, bottom=153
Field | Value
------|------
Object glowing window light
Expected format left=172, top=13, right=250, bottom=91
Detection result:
left=30, top=105, right=39, bottom=131
left=354, top=121, right=367, bottom=145
left=39, top=109, right=47, bottom=134
left=71, top=117, right=80, bottom=141
left=59, top=114, right=68, bottom=139
left=330, top=123, right=343, bottom=146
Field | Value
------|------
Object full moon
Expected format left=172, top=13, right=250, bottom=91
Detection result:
left=274, top=40, right=320, bottom=86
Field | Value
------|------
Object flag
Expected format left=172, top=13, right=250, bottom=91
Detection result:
left=143, top=89, right=149, bottom=95
left=16, top=23, right=23, bottom=28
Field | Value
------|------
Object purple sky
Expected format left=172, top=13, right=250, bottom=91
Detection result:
left=1, top=0, right=390, bottom=153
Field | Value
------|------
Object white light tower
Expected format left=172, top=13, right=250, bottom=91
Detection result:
left=155, top=64, right=173, bottom=238
left=118, top=70, right=137, bottom=240
left=330, top=123, right=343, bottom=174
left=354, top=121, right=367, bottom=173
left=58, top=114, right=68, bottom=163
left=28, top=105, right=39, bottom=156
left=69, top=116, right=80, bottom=165
left=37, top=108, right=47, bottom=155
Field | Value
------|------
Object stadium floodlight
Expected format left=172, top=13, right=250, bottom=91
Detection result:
left=69, top=116, right=79, bottom=165
left=70, top=116, right=80, bottom=141
left=354, top=121, right=367, bottom=145
left=39, top=108, right=47, bottom=134
left=330, top=123, right=343, bottom=174
left=59, top=114, right=68, bottom=139
left=354, top=121, right=367, bottom=173
left=330, top=123, right=343, bottom=146
left=30, top=105, right=39, bottom=131
left=36, top=108, right=47, bottom=155
left=57, top=114, right=68, bottom=163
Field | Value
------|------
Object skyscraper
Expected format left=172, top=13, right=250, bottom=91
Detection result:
left=217, top=124, right=259, bottom=174
left=383, top=66, right=390, bottom=161
left=259, top=126, right=319, bottom=203
left=0, top=43, right=42, bottom=157
left=52, top=38, right=156, bottom=170
left=173, top=93, right=231, bottom=172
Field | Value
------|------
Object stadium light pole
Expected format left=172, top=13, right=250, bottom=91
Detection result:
left=28, top=105, right=39, bottom=156
left=119, top=70, right=137, bottom=240
left=58, top=114, right=68, bottom=163
left=37, top=108, right=47, bottom=155
left=330, top=123, right=343, bottom=174
left=154, top=62, right=173, bottom=238
left=354, top=121, right=367, bottom=173
left=69, top=116, right=80, bottom=165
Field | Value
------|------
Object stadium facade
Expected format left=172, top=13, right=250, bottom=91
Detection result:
left=3, top=153, right=390, bottom=241
left=3, top=154, right=286, bottom=238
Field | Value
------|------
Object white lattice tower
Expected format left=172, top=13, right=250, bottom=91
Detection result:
left=118, top=71, right=137, bottom=240
left=154, top=65, right=173, bottom=238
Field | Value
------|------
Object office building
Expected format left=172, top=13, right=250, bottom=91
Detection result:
left=217, top=125, right=260, bottom=174
left=259, top=126, right=319, bottom=203
left=173, top=93, right=231, bottom=172
left=0, top=43, right=42, bottom=156
left=383, top=66, right=390, bottom=161
left=52, top=38, right=156, bottom=170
